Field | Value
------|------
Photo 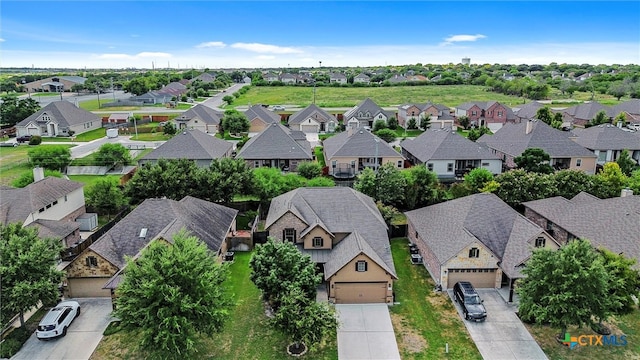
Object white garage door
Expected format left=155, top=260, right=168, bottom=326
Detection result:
left=334, top=282, right=387, bottom=304
left=447, top=268, right=497, bottom=289
left=301, top=124, right=318, bottom=133
left=67, top=278, right=111, bottom=298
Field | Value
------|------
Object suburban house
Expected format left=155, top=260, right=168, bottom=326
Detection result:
left=397, top=102, right=453, bottom=129
left=353, top=73, right=371, bottom=84
left=279, top=73, right=298, bottom=84
left=16, top=101, right=101, bottom=137
left=236, top=123, right=312, bottom=172
left=138, top=129, right=233, bottom=167
left=173, top=104, right=223, bottom=134
left=400, top=128, right=502, bottom=180
left=263, top=72, right=279, bottom=82
left=611, top=99, right=640, bottom=123
left=523, top=191, right=639, bottom=266
left=477, top=119, right=598, bottom=174
left=156, top=82, right=188, bottom=97
left=22, top=76, right=86, bottom=93
left=343, top=98, right=393, bottom=128
left=512, top=101, right=545, bottom=122
left=63, top=196, right=238, bottom=298
left=561, top=101, right=615, bottom=127
left=454, top=101, right=517, bottom=131
left=0, top=168, right=86, bottom=249
left=323, top=128, right=405, bottom=178
left=329, top=73, right=348, bottom=84
left=129, top=91, right=173, bottom=105
left=243, top=104, right=281, bottom=133
left=405, top=193, right=559, bottom=297
left=105, top=112, right=132, bottom=126
left=570, top=124, right=640, bottom=165
left=287, top=104, right=337, bottom=133
left=265, top=187, right=397, bottom=303
left=190, top=72, right=217, bottom=84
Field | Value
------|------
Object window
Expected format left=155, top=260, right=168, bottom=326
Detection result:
left=535, top=237, right=546, bottom=248
left=52, top=200, right=58, bottom=206
left=284, top=228, right=296, bottom=242
left=312, top=237, right=323, bottom=247
left=546, top=220, right=553, bottom=230
left=397, top=160, right=403, bottom=168
left=497, top=111, right=503, bottom=117
left=482, top=162, right=489, bottom=167
left=427, top=163, right=434, bottom=171
left=332, top=160, right=337, bottom=168
left=471, top=111, right=477, bottom=116
left=86, top=256, right=98, bottom=267
left=576, top=158, right=582, bottom=167
left=64, top=195, right=68, bottom=202
left=447, top=163, right=454, bottom=172
left=39, top=207, right=45, bottom=213
left=350, top=160, right=355, bottom=168
left=469, top=247, right=480, bottom=258
left=356, top=260, right=368, bottom=272
left=254, top=160, right=260, bottom=168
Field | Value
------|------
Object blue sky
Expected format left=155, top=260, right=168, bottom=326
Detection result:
left=2, top=1, right=639, bottom=69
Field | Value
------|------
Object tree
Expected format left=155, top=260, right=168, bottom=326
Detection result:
left=552, top=170, right=595, bottom=199
left=86, top=178, right=127, bottom=219
left=628, top=169, right=640, bottom=195
left=163, top=122, right=177, bottom=136
left=402, top=164, right=440, bottom=209
left=354, top=167, right=376, bottom=199
left=0, top=224, right=63, bottom=328
left=463, top=168, right=494, bottom=193
left=114, top=229, right=232, bottom=359
left=222, top=95, right=235, bottom=104
left=252, top=167, right=305, bottom=204
left=0, top=95, right=40, bottom=126
left=28, top=146, right=72, bottom=171
left=495, top=170, right=557, bottom=208
left=95, top=143, right=132, bottom=169
left=124, top=158, right=204, bottom=204
left=614, top=112, right=627, bottom=127
left=535, top=106, right=553, bottom=125
left=517, top=239, right=609, bottom=337
left=551, top=112, right=564, bottom=129
left=608, top=82, right=628, bottom=101
left=616, top=149, right=637, bottom=176
left=374, top=128, right=396, bottom=143
left=467, top=126, right=491, bottom=141
left=419, top=114, right=431, bottom=130
left=598, top=248, right=640, bottom=315
left=207, top=158, right=254, bottom=203
left=305, top=176, right=335, bottom=187
left=374, top=162, right=407, bottom=207
left=586, top=110, right=609, bottom=127
left=458, top=115, right=470, bottom=130
left=387, top=116, right=398, bottom=130
left=222, top=110, right=250, bottom=135
left=297, top=161, right=323, bottom=179
left=514, top=148, right=554, bottom=174
left=592, top=162, right=628, bottom=199
left=407, top=117, right=418, bottom=130
left=11, top=169, right=62, bottom=188
left=373, top=119, right=387, bottom=132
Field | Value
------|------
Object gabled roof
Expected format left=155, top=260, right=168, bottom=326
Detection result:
left=457, top=101, right=516, bottom=120
left=323, top=128, right=404, bottom=159
left=81, top=196, right=237, bottom=270
left=288, top=104, right=337, bottom=125
left=17, top=101, right=99, bottom=128
left=513, top=101, right=546, bottom=119
left=354, top=73, right=370, bottom=80
left=174, top=104, right=223, bottom=125
left=563, top=101, right=615, bottom=120
left=236, top=123, right=312, bottom=160
left=243, top=105, right=281, bottom=124
left=329, top=72, right=347, bottom=79
left=28, top=219, right=79, bottom=239
left=611, top=99, right=640, bottom=116
left=477, top=120, right=596, bottom=158
left=405, top=193, right=549, bottom=278
left=266, top=187, right=396, bottom=277
left=523, top=193, right=640, bottom=265
left=191, top=73, right=217, bottom=83
left=400, top=128, right=501, bottom=162
left=140, top=129, right=232, bottom=161
left=571, top=124, right=640, bottom=150
left=343, top=98, right=386, bottom=119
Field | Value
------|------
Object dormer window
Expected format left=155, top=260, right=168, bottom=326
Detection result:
left=535, top=237, right=546, bottom=248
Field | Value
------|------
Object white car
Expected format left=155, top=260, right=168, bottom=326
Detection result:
left=627, top=123, right=640, bottom=131
left=36, top=300, right=80, bottom=340
left=272, top=105, right=285, bottom=111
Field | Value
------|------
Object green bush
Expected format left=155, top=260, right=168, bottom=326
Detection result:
left=28, top=135, right=42, bottom=145
left=103, top=321, right=122, bottom=336
left=0, top=327, right=30, bottom=358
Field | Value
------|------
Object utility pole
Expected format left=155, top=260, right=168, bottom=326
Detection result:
left=111, top=77, right=115, bottom=101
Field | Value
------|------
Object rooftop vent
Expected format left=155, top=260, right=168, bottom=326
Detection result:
left=139, top=228, right=148, bottom=238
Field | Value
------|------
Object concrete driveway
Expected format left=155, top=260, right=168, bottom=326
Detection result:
left=449, top=289, right=547, bottom=360
left=335, top=304, right=400, bottom=360
left=12, top=298, right=113, bottom=360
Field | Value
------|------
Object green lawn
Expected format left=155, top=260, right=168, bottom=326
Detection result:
left=91, top=251, right=338, bottom=360
left=395, top=128, right=424, bottom=138
left=314, top=147, right=326, bottom=167
left=389, top=238, right=482, bottom=359
left=0, top=145, right=74, bottom=186
left=68, top=175, right=122, bottom=189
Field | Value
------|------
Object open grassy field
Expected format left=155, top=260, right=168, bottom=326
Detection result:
left=79, top=99, right=192, bottom=112
left=0, top=144, right=75, bottom=186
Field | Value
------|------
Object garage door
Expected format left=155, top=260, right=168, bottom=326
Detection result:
left=301, top=125, right=318, bottom=133
left=447, top=268, right=496, bottom=289
left=334, top=282, right=387, bottom=304
left=67, top=278, right=111, bottom=298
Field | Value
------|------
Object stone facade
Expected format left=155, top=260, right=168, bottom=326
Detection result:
left=65, top=250, right=118, bottom=278
left=524, top=208, right=571, bottom=245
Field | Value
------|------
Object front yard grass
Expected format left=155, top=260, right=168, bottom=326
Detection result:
left=390, top=238, right=482, bottom=359
left=90, top=251, right=338, bottom=360
left=0, top=144, right=74, bottom=186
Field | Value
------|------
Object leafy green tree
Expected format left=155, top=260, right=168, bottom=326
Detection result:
left=598, top=248, right=640, bottom=315
left=457, top=115, right=470, bottom=130
left=208, top=158, right=254, bottom=203
left=402, top=164, right=440, bottom=209
left=374, top=128, right=396, bottom=143
left=387, top=116, right=398, bottom=130
left=419, top=115, right=431, bottom=130
left=252, top=167, right=305, bottom=204
left=376, top=201, right=400, bottom=226
left=373, top=119, right=387, bottom=132
left=86, top=178, right=127, bottom=219
left=95, top=143, right=132, bottom=168
left=354, top=167, right=377, bottom=199
left=448, top=182, right=472, bottom=199
left=375, top=162, right=407, bottom=207
left=616, top=149, right=637, bottom=176
left=305, top=176, right=335, bottom=187
left=297, top=161, right=323, bottom=179
left=535, top=106, right=553, bottom=125
left=0, top=224, right=63, bottom=328
left=614, top=112, right=627, bottom=127
left=592, top=162, right=628, bottom=198
left=467, top=126, right=491, bottom=141
left=222, top=95, right=234, bottom=104
left=28, top=146, right=72, bottom=171
left=628, top=169, right=640, bottom=195
left=551, top=112, right=564, bottom=129
left=114, top=229, right=232, bottom=359
left=222, top=110, right=250, bottom=135
left=514, top=148, right=554, bottom=174
left=586, top=110, right=610, bottom=127
left=463, top=168, right=494, bottom=193
left=0, top=95, right=40, bottom=126
left=124, top=159, right=204, bottom=204
left=163, top=122, right=177, bottom=136
left=495, top=170, right=557, bottom=208
left=407, top=117, right=418, bottom=130
left=518, top=239, right=609, bottom=337
left=608, top=82, right=628, bottom=101
left=11, top=169, right=62, bottom=188
left=552, top=170, right=595, bottom=199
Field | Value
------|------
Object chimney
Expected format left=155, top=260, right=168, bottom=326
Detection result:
left=347, top=126, right=353, bottom=137
left=526, top=119, right=534, bottom=134
left=33, top=166, right=45, bottom=182
left=621, top=188, right=634, bottom=197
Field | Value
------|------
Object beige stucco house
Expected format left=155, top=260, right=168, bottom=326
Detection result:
left=16, top=101, right=101, bottom=138
left=244, top=105, right=281, bottom=133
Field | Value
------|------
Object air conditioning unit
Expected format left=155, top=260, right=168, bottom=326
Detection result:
left=411, top=254, right=423, bottom=265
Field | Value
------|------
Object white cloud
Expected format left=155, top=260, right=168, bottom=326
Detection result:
left=442, top=34, right=487, bottom=46
left=0, top=38, right=5, bottom=42
left=137, top=52, right=171, bottom=58
left=231, top=42, right=303, bottom=54
left=256, top=55, right=275, bottom=60
left=196, top=41, right=226, bottom=49
left=96, top=52, right=172, bottom=60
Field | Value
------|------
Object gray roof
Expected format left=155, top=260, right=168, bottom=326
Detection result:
left=28, top=219, right=79, bottom=240
left=1, top=177, right=84, bottom=225
left=17, top=101, right=99, bottom=128
left=330, top=72, right=347, bottom=80
left=343, top=98, right=387, bottom=120
left=140, top=129, right=232, bottom=161
left=513, top=101, right=546, bottom=119
left=354, top=73, right=370, bottom=80
left=266, top=187, right=396, bottom=278
left=243, top=105, right=280, bottom=124
left=174, top=104, right=223, bottom=125
left=59, top=76, right=87, bottom=84
left=563, top=101, right=616, bottom=120
left=288, top=104, right=336, bottom=125
left=236, top=123, right=312, bottom=160
left=405, top=193, right=549, bottom=278
left=400, top=128, right=501, bottom=162
left=323, top=128, right=404, bottom=159
left=571, top=125, right=640, bottom=150
left=523, top=193, right=640, bottom=265
left=477, top=120, right=596, bottom=158
left=612, top=99, right=640, bottom=116
left=83, top=196, right=237, bottom=270
left=191, top=73, right=217, bottom=83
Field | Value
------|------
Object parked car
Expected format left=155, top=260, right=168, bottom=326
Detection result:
left=36, top=300, right=81, bottom=340
left=627, top=123, right=640, bottom=131
left=453, top=281, right=487, bottom=322
left=16, top=135, right=32, bottom=143
left=272, top=105, right=286, bottom=111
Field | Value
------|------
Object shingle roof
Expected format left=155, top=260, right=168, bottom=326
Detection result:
left=612, top=99, right=640, bottom=116
left=17, top=101, right=99, bottom=128
left=236, top=123, right=312, bottom=160
left=457, top=101, right=516, bottom=120
left=513, top=101, right=545, bottom=120
left=140, top=129, right=232, bottom=161
left=82, top=196, right=237, bottom=270
left=523, top=193, right=640, bottom=265
left=323, top=128, right=403, bottom=159
left=477, top=120, right=596, bottom=158
left=28, top=219, right=79, bottom=239
left=266, top=187, right=396, bottom=278
left=343, top=98, right=386, bottom=119
left=288, top=104, right=337, bottom=125
left=563, top=101, right=616, bottom=120
left=174, top=104, right=223, bottom=125
left=400, top=128, right=501, bottom=162
left=243, top=105, right=281, bottom=124
left=405, top=193, right=549, bottom=278
left=571, top=124, right=640, bottom=150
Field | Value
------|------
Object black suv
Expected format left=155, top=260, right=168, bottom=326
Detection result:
left=453, top=281, right=487, bottom=322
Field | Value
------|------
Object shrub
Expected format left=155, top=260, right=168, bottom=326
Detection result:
left=297, top=162, right=322, bottom=179
left=103, top=321, right=122, bottom=336
left=0, top=327, right=30, bottom=358
left=28, top=135, right=42, bottom=145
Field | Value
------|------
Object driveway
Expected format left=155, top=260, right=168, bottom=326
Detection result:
left=335, top=304, right=400, bottom=360
left=449, top=289, right=547, bottom=360
left=12, top=298, right=113, bottom=360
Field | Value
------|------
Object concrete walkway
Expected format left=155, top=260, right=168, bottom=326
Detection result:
left=335, top=304, right=400, bottom=360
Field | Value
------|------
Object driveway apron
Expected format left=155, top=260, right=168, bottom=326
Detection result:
left=336, top=304, right=401, bottom=360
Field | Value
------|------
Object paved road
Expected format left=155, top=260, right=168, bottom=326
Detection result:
left=12, top=298, right=113, bottom=360
left=19, top=90, right=131, bottom=108
left=201, top=83, right=248, bottom=110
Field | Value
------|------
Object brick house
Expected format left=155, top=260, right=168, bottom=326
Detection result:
left=454, top=101, right=517, bottom=132
left=343, top=98, right=393, bottom=128
left=397, top=102, right=454, bottom=129
left=236, top=123, right=312, bottom=172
